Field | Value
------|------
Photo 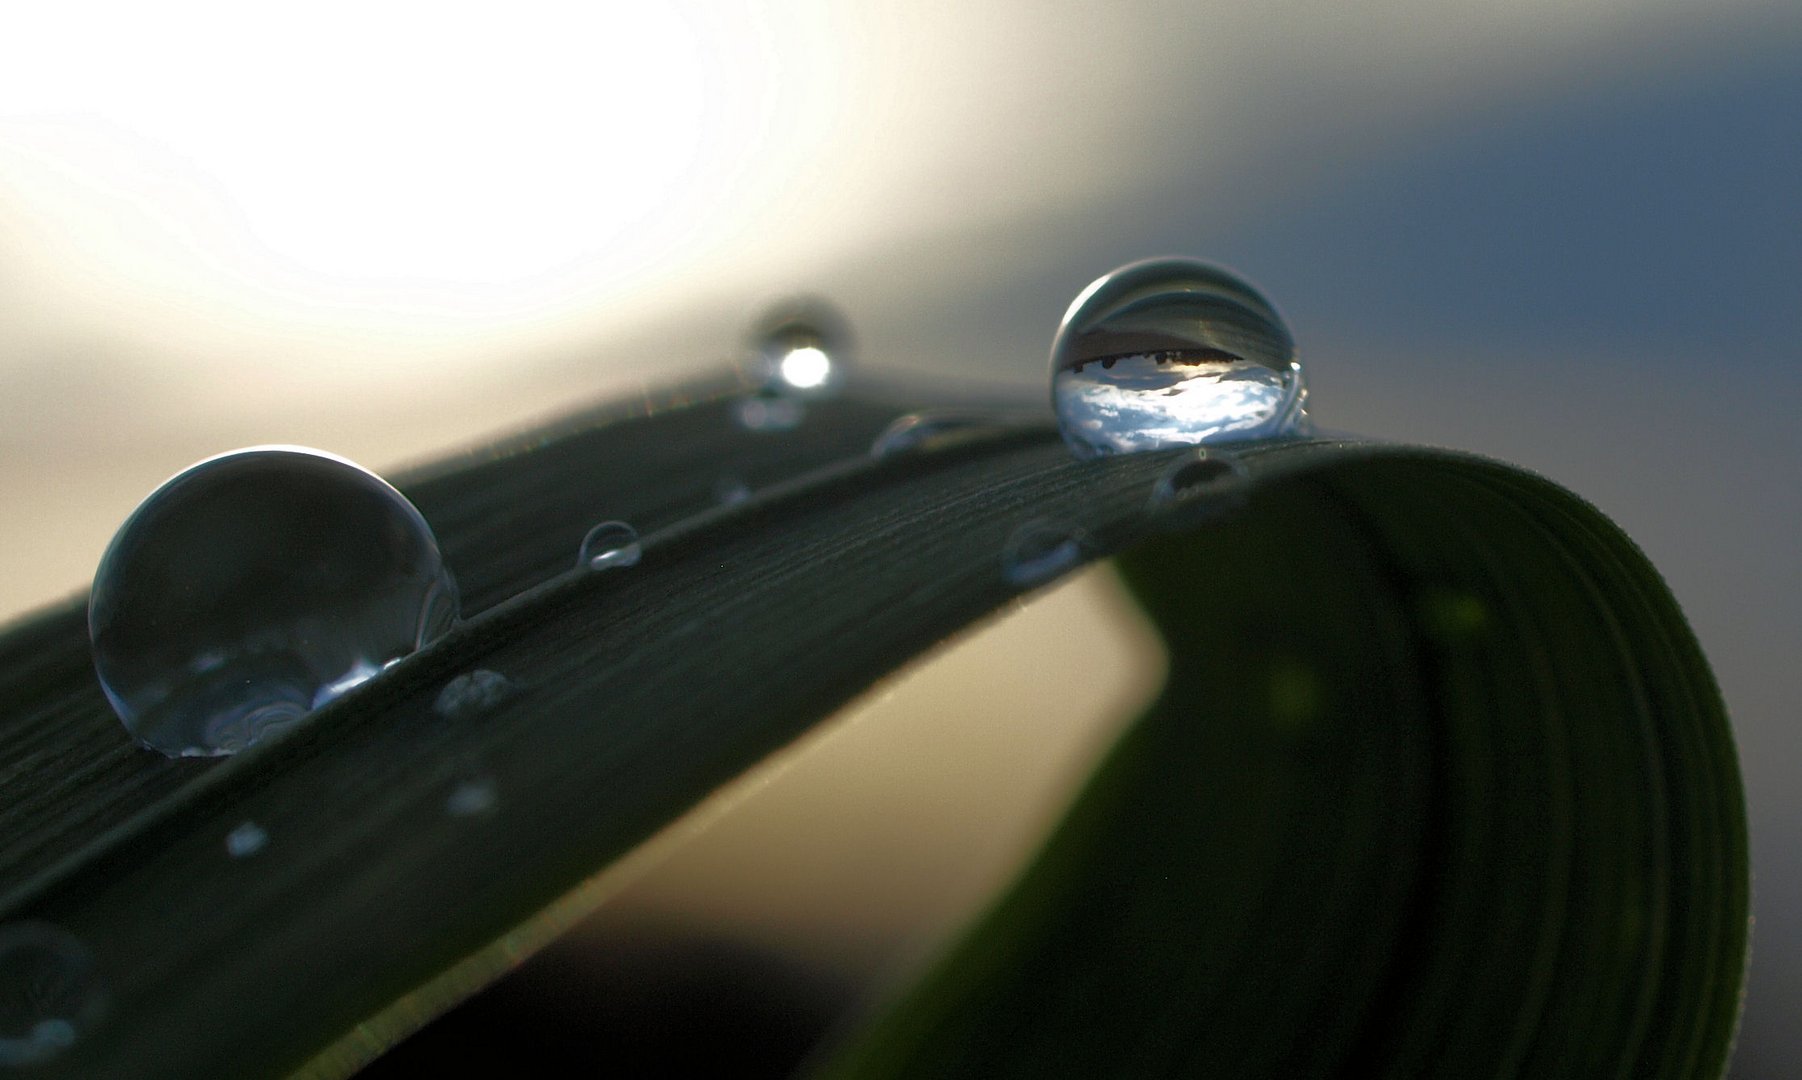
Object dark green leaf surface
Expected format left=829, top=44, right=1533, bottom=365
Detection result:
left=813, top=450, right=1747, bottom=1079
left=0, top=384, right=1746, bottom=1078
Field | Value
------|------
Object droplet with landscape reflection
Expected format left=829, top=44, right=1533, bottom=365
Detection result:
left=1050, top=257, right=1309, bottom=457
left=88, top=447, right=459, bottom=758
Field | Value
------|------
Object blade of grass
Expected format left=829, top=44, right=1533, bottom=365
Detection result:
left=0, top=384, right=1745, bottom=1078
left=812, top=452, right=1747, bottom=1079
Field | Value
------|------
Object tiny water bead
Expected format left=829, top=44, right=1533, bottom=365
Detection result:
left=1146, top=449, right=1251, bottom=526
left=1001, top=520, right=1093, bottom=588
left=89, top=447, right=460, bottom=758
left=869, top=409, right=1037, bottom=459
left=0, top=923, right=103, bottom=1067
left=732, top=392, right=806, bottom=433
left=224, top=821, right=268, bottom=859
left=1050, top=257, right=1309, bottom=457
left=714, top=475, right=752, bottom=506
left=578, top=521, right=642, bottom=571
left=434, top=669, right=514, bottom=721
left=445, top=777, right=498, bottom=818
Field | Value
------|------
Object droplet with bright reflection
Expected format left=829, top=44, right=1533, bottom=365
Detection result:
left=745, top=297, right=852, bottom=398
left=1050, top=257, right=1308, bottom=458
left=89, top=447, right=459, bottom=758
left=1001, top=520, right=1092, bottom=588
left=869, top=409, right=1039, bottom=459
left=0, top=923, right=104, bottom=1067
left=578, top=522, right=642, bottom=571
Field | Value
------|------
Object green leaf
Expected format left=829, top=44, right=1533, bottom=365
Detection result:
left=812, top=448, right=1748, bottom=1079
left=0, top=386, right=1746, bottom=1078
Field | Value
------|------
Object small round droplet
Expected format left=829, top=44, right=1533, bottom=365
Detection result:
left=869, top=410, right=1036, bottom=459
left=578, top=521, right=642, bottom=571
left=1146, top=449, right=1251, bottom=526
left=745, top=297, right=852, bottom=397
left=1001, top=520, right=1092, bottom=588
left=445, top=777, right=498, bottom=818
left=0, top=923, right=104, bottom=1067
left=732, top=392, right=806, bottom=433
left=434, top=670, right=514, bottom=721
left=715, top=476, right=752, bottom=506
left=1050, top=257, right=1309, bottom=457
left=224, top=821, right=268, bottom=859
left=89, top=447, right=460, bottom=758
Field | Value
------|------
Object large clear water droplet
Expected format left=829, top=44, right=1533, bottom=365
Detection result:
left=89, top=447, right=459, bottom=758
left=0, top=923, right=104, bottom=1067
left=578, top=521, right=642, bottom=571
left=1050, top=257, right=1308, bottom=457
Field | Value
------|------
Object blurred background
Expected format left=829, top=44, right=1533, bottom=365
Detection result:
left=2, top=1, right=1797, bottom=1074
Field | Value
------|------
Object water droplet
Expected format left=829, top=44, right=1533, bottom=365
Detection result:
left=445, top=777, right=498, bottom=818
left=434, top=669, right=513, bottom=721
left=732, top=392, right=806, bottom=433
left=1145, top=449, right=1251, bottom=526
left=1001, top=520, right=1092, bottom=588
left=746, top=297, right=851, bottom=397
left=225, top=821, right=268, bottom=858
left=89, top=447, right=460, bottom=758
left=1050, top=257, right=1309, bottom=457
left=578, top=521, right=642, bottom=571
left=869, top=409, right=1036, bottom=459
left=715, top=476, right=752, bottom=506
left=0, top=923, right=104, bottom=1067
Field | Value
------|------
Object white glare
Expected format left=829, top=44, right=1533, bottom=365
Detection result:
left=0, top=1, right=846, bottom=344
left=780, top=346, right=832, bottom=389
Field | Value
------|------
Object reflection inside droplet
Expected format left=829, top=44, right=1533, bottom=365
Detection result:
left=779, top=346, right=831, bottom=390
left=1050, top=257, right=1309, bottom=457
left=88, top=447, right=459, bottom=758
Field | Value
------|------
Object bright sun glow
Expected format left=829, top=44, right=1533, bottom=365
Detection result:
left=0, top=1, right=844, bottom=345
left=779, top=346, right=832, bottom=389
